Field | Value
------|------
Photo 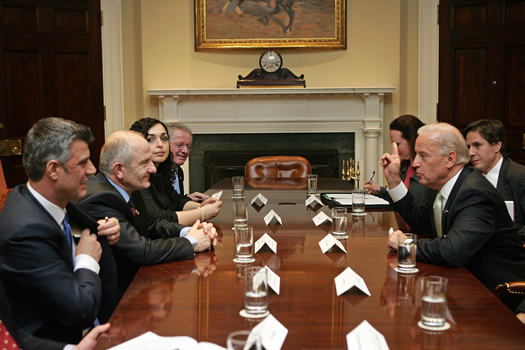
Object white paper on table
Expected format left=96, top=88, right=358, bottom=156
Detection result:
left=505, top=200, right=515, bottom=221
left=318, top=234, right=347, bottom=254
left=346, top=320, right=390, bottom=350
left=264, top=209, right=282, bottom=225
left=324, top=193, right=390, bottom=206
left=255, top=233, right=277, bottom=253
left=312, top=211, right=332, bottom=226
left=211, top=191, right=223, bottom=200
left=305, top=194, right=323, bottom=207
left=264, top=266, right=280, bottom=294
left=248, top=314, right=288, bottom=350
left=251, top=193, right=268, bottom=206
left=334, top=267, right=371, bottom=296
left=108, top=331, right=227, bottom=350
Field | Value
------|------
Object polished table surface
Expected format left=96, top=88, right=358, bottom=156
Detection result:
left=95, top=178, right=525, bottom=349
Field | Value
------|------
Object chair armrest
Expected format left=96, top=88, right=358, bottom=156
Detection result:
left=494, top=281, right=525, bottom=299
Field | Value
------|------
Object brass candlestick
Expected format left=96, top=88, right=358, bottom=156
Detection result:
left=345, top=158, right=360, bottom=187
left=341, top=160, right=347, bottom=180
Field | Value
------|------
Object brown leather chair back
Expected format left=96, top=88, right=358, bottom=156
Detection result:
left=245, top=156, right=311, bottom=179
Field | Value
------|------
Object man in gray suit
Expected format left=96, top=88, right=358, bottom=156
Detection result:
left=462, top=119, right=525, bottom=243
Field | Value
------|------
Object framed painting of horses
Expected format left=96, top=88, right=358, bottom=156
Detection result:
left=195, top=0, right=346, bottom=50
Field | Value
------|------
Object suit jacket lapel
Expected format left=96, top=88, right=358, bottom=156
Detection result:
left=441, top=167, right=471, bottom=234
left=497, top=157, right=511, bottom=197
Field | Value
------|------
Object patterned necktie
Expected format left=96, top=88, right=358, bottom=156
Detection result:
left=0, top=319, right=21, bottom=350
left=128, top=199, right=137, bottom=216
left=433, top=192, right=443, bottom=238
left=62, top=213, right=75, bottom=258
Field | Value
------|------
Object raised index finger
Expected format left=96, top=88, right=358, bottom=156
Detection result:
left=391, top=141, right=399, bottom=158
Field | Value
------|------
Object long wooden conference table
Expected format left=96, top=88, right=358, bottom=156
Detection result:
left=94, top=178, right=525, bottom=349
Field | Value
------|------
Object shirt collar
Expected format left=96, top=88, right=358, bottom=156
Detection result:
left=106, top=176, right=131, bottom=202
left=27, top=182, right=65, bottom=228
left=439, top=166, right=464, bottom=202
left=484, top=156, right=503, bottom=188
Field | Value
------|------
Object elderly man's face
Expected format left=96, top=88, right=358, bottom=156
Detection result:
left=169, top=129, right=192, bottom=167
left=465, top=130, right=501, bottom=175
left=121, top=138, right=157, bottom=192
left=412, top=132, right=450, bottom=190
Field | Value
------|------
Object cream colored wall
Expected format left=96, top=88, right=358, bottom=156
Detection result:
left=122, top=0, right=420, bottom=148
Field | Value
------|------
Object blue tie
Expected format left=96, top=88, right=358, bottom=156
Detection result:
left=62, top=213, right=74, bottom=258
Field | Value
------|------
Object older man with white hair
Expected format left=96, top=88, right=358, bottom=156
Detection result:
left=382, top=123, right=525, bottom=310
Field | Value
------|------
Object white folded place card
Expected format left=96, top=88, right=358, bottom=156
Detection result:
left=264, top=209, right=283, bottom=225
left=251, top=193, right=268, bottom=206
left=255, top=233, right=277, bottom=253
left=305, top=194, right=323, bottom=207
left=264, top=266, right=280, bottom=294
left=312, top=211, right=332, bottom=226
left=211, top=191, right=223, bottom=200
left=248, top=314, right=288, bottom=350
left=335, top=267, right=371, bottom=296
left=505, top=200, right=515, bottom=221
left=346, top=320, right=389, bottom=350
left=108, top=331, right=227, bottom=350
left=318, top=234, right=347, bottom=254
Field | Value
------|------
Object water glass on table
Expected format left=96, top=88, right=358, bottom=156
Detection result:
left=233, top=199, right=248, bottom=229
left=352, top=188, right=366, bottom=215
left=227, top=330, right=261, bottom=350
left=244, top=266, right=268, bottom=315
left=234, top=226, right=254, bottom=263
left=331, top=207, right=348, bottom=238
left=232, top=176, right=245, bottom=198
left=397, top=233, right=417, bottom=272
left=420, top=276, right=448, bottom=329
left=307, top=174, right=318, bottom=195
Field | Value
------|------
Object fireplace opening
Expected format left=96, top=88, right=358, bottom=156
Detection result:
left=188, top=132, right=354, bottom=192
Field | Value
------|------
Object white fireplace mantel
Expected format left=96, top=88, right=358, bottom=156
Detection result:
left=147, top=87, right=395, bottom=189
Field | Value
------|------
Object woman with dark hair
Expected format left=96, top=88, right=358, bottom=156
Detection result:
left=130, top=118, right=222, bottom=226
left=364, top=115, right=434, bottom=206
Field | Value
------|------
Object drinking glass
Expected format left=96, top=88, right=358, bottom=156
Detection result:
left=420, top=276, right=448, bottom=328
left=244, top=266, right=268, bottom=315
left=307, top=174, right=318, bottom=195
left=233, top=200, right=248, bottom=229
left=397, top=233, right=417, bottom=272
left=234, top=226, right=254, bottom=263
left=232, top=176, right=245, bottom=198
left=352, top=188, right=366, bottom=215
left=331, top=207, right=348, bottom=237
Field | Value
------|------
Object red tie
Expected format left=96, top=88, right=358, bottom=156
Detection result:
left=128, top=199, right=137, bottom=216
left=0, top=320, right=21, bottom=350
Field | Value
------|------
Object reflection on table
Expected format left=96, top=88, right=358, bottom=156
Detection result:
left=94, top=178, right=525, bottom=350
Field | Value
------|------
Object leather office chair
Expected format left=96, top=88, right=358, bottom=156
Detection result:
left=245, top=156, right=311, bottom=179
left=493, top=281, right=525, bottom=312
left=245, top=156, right=311, bottom=189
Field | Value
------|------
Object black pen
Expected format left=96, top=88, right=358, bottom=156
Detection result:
left=365, top=171, right=375, bottom=185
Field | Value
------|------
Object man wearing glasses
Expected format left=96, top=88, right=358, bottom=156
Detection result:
left=165, top=122, right=210, bottom=202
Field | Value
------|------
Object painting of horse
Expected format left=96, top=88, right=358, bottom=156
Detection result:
left=195, top=0, right=346, bottom=50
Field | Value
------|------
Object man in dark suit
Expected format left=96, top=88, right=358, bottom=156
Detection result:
left=166, top=122, right=210, bottom=202
left=0, top=118, right=120, bottom=344
left=0, top=276, right=110, bottom=350
left=382, top=123, right=525, bottom=304
left=75, top=130, right=217, bottom=299
left=462, top=119, right=525, bottom=243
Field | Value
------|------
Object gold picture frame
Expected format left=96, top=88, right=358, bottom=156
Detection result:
left=195, top=0, right=346, bottom=51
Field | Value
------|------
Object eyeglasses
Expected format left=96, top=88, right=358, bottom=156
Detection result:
left=170, top=142, right=191, bottom=151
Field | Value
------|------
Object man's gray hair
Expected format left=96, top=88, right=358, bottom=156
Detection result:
left=418, top=123, right=470, bottom=164
left=23, top=117, right=94, bottom=181
left=99, top=130, right=142, bottom=176
left=165, top=122, right=193, bottom=141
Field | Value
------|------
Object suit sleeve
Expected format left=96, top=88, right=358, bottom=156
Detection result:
left=138, top=189, right=185, bottom=239
left=83, top=192, right=194, bottom=265
left=1, top=223, right=101, bottom=330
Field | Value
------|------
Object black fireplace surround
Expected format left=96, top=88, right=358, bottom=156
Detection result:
left=188, top=132, right=355, bottom=192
